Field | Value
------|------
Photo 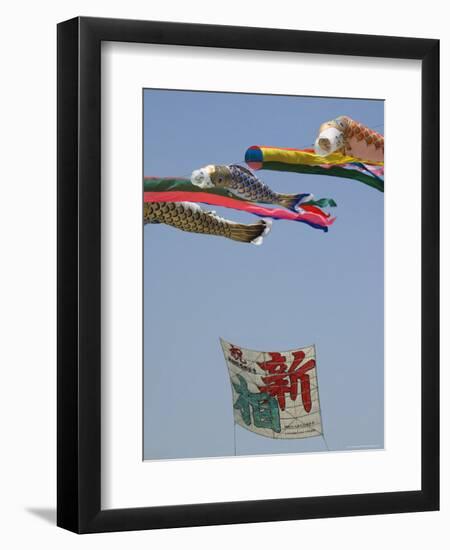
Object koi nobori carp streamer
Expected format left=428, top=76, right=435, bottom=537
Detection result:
left=144, top=177, right=337, bottom=234
left=190, top=164, right=309, bottom=212
left=314, top=115, right=384, bottom=164
left=245, top=146, right=384, bottom=192
left=144, top=201, right=271, bottom=245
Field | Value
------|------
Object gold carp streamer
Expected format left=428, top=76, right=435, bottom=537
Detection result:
left=144, top=201, right=272, bottom=245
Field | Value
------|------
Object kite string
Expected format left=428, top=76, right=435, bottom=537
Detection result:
left=233, top=422, right=237, bottom=456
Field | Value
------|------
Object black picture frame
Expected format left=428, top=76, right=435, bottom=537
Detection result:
left=57, top=16, right=439, bottom=533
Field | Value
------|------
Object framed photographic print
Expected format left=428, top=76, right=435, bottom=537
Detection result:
left=57, top=17, right=439, bottom=533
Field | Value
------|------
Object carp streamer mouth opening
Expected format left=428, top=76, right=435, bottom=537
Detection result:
left=316, top=137, right=332, bottom=154
left=314, top=127, right=344, bottom=156
left=190, top=168, right=212, bottom=189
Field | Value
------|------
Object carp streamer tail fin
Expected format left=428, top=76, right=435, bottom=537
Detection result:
left=277, top=193, right=313, bottom=212
left=229, top=219, right=272, bottom=245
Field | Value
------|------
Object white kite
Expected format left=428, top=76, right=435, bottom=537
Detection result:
left=220, top=339, right=323, bottom=440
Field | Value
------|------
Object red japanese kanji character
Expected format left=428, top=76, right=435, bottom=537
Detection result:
left=257, top=351, right=315, bottom=412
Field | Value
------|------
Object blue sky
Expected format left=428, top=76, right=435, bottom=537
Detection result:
left=143, top=89, right=384, bottom=460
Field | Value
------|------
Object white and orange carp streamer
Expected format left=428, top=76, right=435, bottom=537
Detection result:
left=314, top=115, right=384, bottom=164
